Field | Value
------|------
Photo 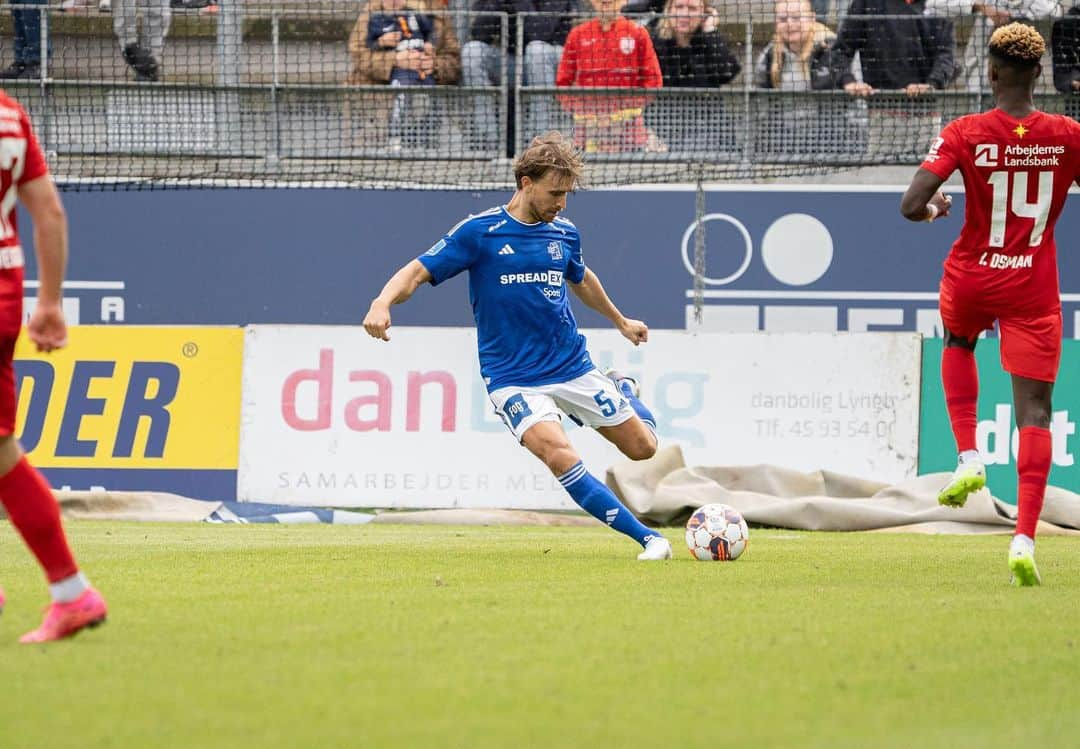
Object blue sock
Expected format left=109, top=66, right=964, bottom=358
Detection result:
left=558, top=461, right=658, bottom=547
left=618, top=381, right=656, bottom=435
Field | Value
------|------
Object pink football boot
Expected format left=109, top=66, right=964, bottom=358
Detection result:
left=19, top=588, right=107, bottom=643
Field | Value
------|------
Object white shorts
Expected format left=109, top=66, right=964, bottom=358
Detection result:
left=489, top=368, right=634, bottom=442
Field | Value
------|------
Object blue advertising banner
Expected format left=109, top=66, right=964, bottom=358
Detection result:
left=23, top=186, right=1080, bottom=337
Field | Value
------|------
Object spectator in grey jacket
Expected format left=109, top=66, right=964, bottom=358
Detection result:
left=755, top=0, right=834, bottom=91
left=755, top=0, right=856, bottom=154
left=113, top=0, right=172, bottom=81
left=462, top=0, right=581, bottom=149
left=923, top=0, right=1060, bottom=91
left=647, top=0, right=740, bottom=152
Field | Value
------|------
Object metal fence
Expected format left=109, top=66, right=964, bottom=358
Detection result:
left=0, top=2, right=1074, bottom=188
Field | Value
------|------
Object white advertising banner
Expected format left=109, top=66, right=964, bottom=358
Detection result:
left=238, top=326, right=921, bottom=509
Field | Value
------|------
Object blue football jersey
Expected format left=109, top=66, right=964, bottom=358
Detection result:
left=417, top=205, right=594, bottom=391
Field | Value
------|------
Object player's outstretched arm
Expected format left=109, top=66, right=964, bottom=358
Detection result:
left=901, top=168, right=952, bottom=223
left=363, top=259, right=433, bottom=342
left=20, top=175, right=68, bottom=353
left=569, top=268, right=648, bottom=345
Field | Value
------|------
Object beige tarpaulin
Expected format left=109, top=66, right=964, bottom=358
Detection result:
left=606, top=445, right=1080, bottom=535
left=4, top=455, right=1076, bottom=534
left=53, top=491, right=222, bottom=522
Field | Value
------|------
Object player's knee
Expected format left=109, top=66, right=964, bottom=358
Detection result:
left=1016, top=405, right=1051, bottom=429
left=531, top=436, right=578, bottom=474
left=624, top=431, right=657, bottom=461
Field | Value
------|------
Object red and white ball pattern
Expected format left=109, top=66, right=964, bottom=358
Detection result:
left=685, top=503, right=749, bottom=561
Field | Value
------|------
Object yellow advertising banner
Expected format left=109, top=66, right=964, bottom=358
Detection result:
left=14, top=326, right=242, bottom=470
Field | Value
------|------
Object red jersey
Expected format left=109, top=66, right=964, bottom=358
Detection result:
left=556, top=16, right=662, bottom=151
left=921, top=109, right=1080, bottom=313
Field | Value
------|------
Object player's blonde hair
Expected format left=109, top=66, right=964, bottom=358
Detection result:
left=988, top=22, right=1045, bottom=68
left=512, top=131, right=585, bottom=189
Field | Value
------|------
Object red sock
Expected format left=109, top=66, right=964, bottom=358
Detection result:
left=941, top=346, right=979, bottom=453
left=0, top=457, right=78, bottom=583
left=1016, top=426, right=1052, bottom=539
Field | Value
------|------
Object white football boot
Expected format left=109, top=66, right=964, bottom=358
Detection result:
left=637, top=535, right=672, bottom=561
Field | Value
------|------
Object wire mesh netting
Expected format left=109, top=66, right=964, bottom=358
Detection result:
left=0, top=0, right=1076, bottom=188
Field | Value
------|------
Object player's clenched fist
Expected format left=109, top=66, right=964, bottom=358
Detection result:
left=619, top=318, right=648, bottom=345
left=928, top=191, right=952, bottom=221
left=363, top=302, right=392, bottom=341
left=27, top=303, right=68, bottom=353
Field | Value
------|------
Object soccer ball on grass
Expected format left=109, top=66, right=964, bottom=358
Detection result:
left=685, top=503, right=749, bottom=561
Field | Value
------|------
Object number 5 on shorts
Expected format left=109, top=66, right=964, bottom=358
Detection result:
left=593, top=390, right=616, bottom=417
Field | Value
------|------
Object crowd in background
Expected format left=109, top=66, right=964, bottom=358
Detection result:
left=341, top=0, right=1080, bottom=152
left=1, top=0, right=1079, bottom=155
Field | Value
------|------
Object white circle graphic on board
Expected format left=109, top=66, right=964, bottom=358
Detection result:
left=680, top=213, right=753, bottom=286
left=760, top=213, right=834, bottom=286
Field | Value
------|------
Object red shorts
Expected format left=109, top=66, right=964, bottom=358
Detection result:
left=0, top=279, right=23, bottom=436
left=0, top=335, right=15, bottom=436
left=939, top=275, right=1062, bottom=383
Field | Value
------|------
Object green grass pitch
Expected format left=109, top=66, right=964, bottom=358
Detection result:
left=0, top=522, right=1077, bottom=749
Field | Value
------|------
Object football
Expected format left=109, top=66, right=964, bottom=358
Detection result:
left=685, top=503, right=749, bottom=561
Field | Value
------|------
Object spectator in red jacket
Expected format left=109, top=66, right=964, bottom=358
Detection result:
left=556, top=0, right=663, bottom=152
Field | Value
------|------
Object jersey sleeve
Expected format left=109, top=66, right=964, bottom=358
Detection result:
left=1072, top=118, right=1080, bottom=183
left=416, top=220, right=479, bottom=286
left=18, top=106, right=48, bottom=185
left=920, top=119, right=963, bottom=180
left=565, top=230, right=585, bottom=284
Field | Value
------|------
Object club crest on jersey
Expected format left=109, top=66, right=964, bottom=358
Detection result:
left=619, top=37, right=635, bottom=54
left=547, top=241, right=563, bottom=261
left=974, top=144, right=999, bottom=168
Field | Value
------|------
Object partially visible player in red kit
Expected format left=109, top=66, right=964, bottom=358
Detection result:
left=0, top=91, right=107, bottom=639
left=901, top=23, right=1080, bottom=586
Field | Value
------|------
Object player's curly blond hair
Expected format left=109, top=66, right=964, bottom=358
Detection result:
left=512, top=131, right=585, bottom=189
left=988, top=22, right=1045, bottom=68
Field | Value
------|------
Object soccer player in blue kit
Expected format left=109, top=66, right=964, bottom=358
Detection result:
left=363, top=131, right=673, bottom=560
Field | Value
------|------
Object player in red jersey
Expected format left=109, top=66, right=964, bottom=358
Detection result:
left=901, top=23, right=1080, bottom=586
left=0, top=91, right=107, bottom=639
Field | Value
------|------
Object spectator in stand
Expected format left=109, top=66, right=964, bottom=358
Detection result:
left=923, top=0, right=1059, bottom=92
left=830, top=0, right=955, bottom=95
left=828, top=0, right=955, bottom=159
left=648, top=0, right=740, bottom=152
left=0, top=0, right=48, bottom=80
left=367, top=3, right=440, bottom=87
left=557, top=0, right=663, bottom=152
left=462, top=0, right=581, bottom=150
left=347, top=0, right=461, bottom=150
left=112, top=0, right=171, bottom=81
left=756, top=0, right=833, bottom=91
left=1052, top=6, right=1080, bottom=94
left=755, top=0, right=853, bottom=154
